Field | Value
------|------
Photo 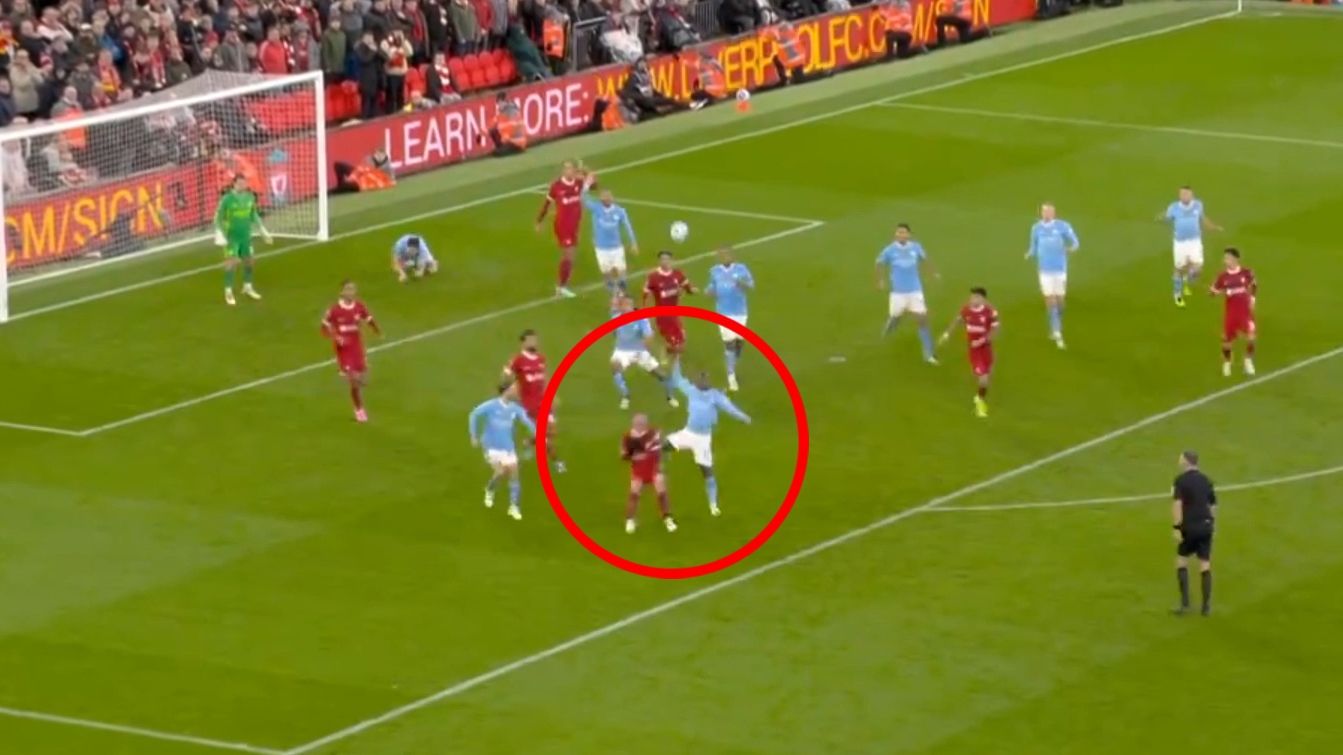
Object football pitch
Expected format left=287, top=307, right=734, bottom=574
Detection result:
left=4, top=2, right=1343, bottom=753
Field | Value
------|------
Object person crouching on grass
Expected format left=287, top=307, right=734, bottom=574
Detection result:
left=391, top=233, right=438, bottom=283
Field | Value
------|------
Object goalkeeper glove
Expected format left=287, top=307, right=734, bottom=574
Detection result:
left=214, top=228, right=226, bottom=247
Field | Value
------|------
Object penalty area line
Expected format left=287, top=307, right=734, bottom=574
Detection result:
left=928, top=463, right=1343, bottom=513
left=281, top=344, right=1343, bottom=755
left=73, top=220, right=823, bottom=437
left=0, top=419, right=86, bottom=437
left=0, top=705, right=285, bottom=755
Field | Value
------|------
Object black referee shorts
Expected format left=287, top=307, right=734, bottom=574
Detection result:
left=1177, top=522, right=1214, bottom=560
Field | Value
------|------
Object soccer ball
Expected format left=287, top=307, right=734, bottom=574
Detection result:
left=670, top=221, right=689, bottom=243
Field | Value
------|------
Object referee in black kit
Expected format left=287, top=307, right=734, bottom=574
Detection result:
left=1172, top=450, right=1217, bottom=616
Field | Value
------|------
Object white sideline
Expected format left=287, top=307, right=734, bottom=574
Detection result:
left=6, top=5, right=1237, bottom=324
left=878, top=102, right=1343, bottom=150
left=0, top=705, right=284, bottom=755
left=72, top=221, right=823, bottom=436
left=284, top=344, right=1343, bottom=755
left=0, top=420, right=84, bottom=437
left=931, top=463, right=1343, bottom=513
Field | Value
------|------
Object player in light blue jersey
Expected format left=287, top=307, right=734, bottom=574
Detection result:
left=391, top=234, right=438, bottom=283
left=1159, top=186, right=1222, bottom=308
left=1025, top=203, right=1079, bottom=349
left=876, top=223, right=939, bottom=364
left=468, top=382, right=538, bottom=521
left=608, top=294, right=678, bottom=410
left=582, top=187, right=639, bottom=295
left=664, top=360, right=751, bottom=517
left=705, top=247, right=754, bottom=392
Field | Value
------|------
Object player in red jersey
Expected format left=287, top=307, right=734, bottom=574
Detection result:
left=502, top=329, right=566, bottom=473
left=642, top=250, right=695, bottom=359
left=939, top=286, right=1000, bottom=419
left=321, top=280, right=381, bottom=423
left=1210, top=247, right=1257, bottom=377
left=535, top=160, right=587, bottom=298
left=621, top=413, right=676, bottom=534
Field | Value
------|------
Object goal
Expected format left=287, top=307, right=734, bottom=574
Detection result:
left=0, top=69, right=329, bottom=322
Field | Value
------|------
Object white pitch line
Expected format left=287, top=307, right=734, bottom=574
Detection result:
left=0, top=706, right=284, bottom=755
left=0, top=420, right=85, bottom=437
left=878, top=102, right=1343, bottom=150
left=284, top=343, right=1343, bottom=755
left=9, top=5, right=1237, bottom=324
left=930, top=463, right=1343, bottom=513
left=75, top=221, right=822, bottom=436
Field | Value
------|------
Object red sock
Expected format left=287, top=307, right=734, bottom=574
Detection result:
left=656, top=491, right=670, bottom=516
left=350, top=384, right=363, bottom=410
left=977, top=386, right=988, bottom=399
left=1246, top=341, right=1256, bottom=357
left=558, top=256, right=573, bottom=286
left=1221, top=346, right=1232, bottom=362
left=626, top=491, right=640, bottom=519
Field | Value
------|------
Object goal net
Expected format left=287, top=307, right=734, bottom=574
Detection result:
left=0, top=69, right=328, bottom=322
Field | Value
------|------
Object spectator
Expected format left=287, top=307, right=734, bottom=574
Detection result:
left=354, top=31, right=383, bottom=118
left=42, top=136, right=89, bottom=187
left=397, top=0, right=430, bottom=60
left=51, top=84, right=81, bottom=119
left=1, top=119, right=31, bottom=196
left=166, top=46, right=193, bottom=84
left=95, top=49, right=122, bottom=105
left=257, top=25, right=291, bottom=73
left=719, top=0, right=759, bottom=34
left=8, top=49, right=44, bottom=117
left=239, top=4, right=265, bottom=43
left=487, top=0, right=509, bottom=47
left=69, top=59, right=100, bottom=109
left=517, top=0, right=546, bottom=41
left=321, top=17, right=348, bottom=80
left=8, top=0, right=35, bottom=27
left=448, top=0, right=479, bottom=56
left=213, top=26, right=247, bottom=71
left=17, top=20, right=46, bottom=60
left=292, top=23, right=319, bottom=71
left=338, top=0, right=365, bottom=50
left=654, top=0, right=699, bottom=53
left=503, top=22, right=547, bottom=81
left=425, top=50, right=461, bottom=102
left=364, top=0, right=393, bottom=41
left=132, top=33, right=169, bottom=93
left=72, top=23, right=101, bottom=61
left=468, top=0, right=493, bottom=49
left=380, top=29, right=411, bottom=112
left=45, top=36, right=76, bottom=77
left=0, top=79, right=17, bottom=128
left=422, top=0, right=450, bottom=56
left=293, top=0, right=322, bottom=34
left=37, top=7, right=73, bottom=45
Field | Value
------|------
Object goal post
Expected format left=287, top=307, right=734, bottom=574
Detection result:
left=0, top=69, right=329, bottom=323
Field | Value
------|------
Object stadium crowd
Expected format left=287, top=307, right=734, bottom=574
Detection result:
left=0, top=0, right=863, bottom=128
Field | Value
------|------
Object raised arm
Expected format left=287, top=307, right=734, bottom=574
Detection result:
left=580, top=189, right=602, bottom=214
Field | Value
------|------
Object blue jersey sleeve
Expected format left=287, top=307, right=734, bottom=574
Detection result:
left=715, top=393, right=751, bottom=423
left=670, top=361, right=693, bottom=395
left=620, top=209, right=637, bottom=246
left=736, top=265, right=755, bottom=289
left=513, top=404, right=538, bottom=437
left=468, top=400, right=489, bottom=441
left=1164, top=203, right=1177, bottom=221
left=1027, top=224, right=1040, bottom=257
left=581, top=190, right=602, bottom=214
left=1063, top=222, right=1079, bottom=248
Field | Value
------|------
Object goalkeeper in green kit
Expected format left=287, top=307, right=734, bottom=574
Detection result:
left=215, top=174, right=272, bottom=306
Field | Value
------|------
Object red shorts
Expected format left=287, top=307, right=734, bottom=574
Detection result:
left=631, top=463, right=660, bottom=485
left=656, top=317, right=685, bottom=349
left=336, top=346, right=367, bottom=375
left=968, top=346, right=993, bottom=377
left=523, top=398, right=555, bottom=426
left=553, top=225, right=578, bottom=249
left=1224, top=315, right=1255, bottom=341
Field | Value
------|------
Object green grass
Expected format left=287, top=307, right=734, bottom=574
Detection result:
left=4, top=3, right=1343, bottom=753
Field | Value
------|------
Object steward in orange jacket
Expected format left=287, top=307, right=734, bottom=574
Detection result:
left=489, top=93, right=528, bottom=156
left=877, top=0, right=922, bottom=60
left=333, top=148, right=397, bottom=194
left=589, top=96, right=629, bottom=133
left=761, top=22, right=827, bottom=88
left=688, top=51, right=727, bottom=107
left=935, top=0, right=987, bottom=47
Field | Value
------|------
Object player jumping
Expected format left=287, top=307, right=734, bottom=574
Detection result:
left=705, top=247, right=754, bottom=392
left=392, top=234, right=438, bottom=283
left=643, top=251, right=694, bottom=361
left=535, top=160, right=586, bottom=298
left=215, top=174, right=272, bottom=306
left=1160, top=186, right=1222, bottom=308
left=468, top=382, right=538, bottom=521
left=1025, top=203, right=1079, bottom=349
left=609, top=294, right=678, bottom=410
left=1210, top=247, right=1257, bottom=377
left=621, top=413, right=677, bottom=534
left=876, top=223, right=939, bottom=364
left=503, top=330, right=565, bottom=473
left=664, top=360, right=751, bottom=517
left=321, top=280, right=381, bottom=423
left=938, top=287, right=1000, bottom=419
left=582, top=181, right=639, bottom=295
